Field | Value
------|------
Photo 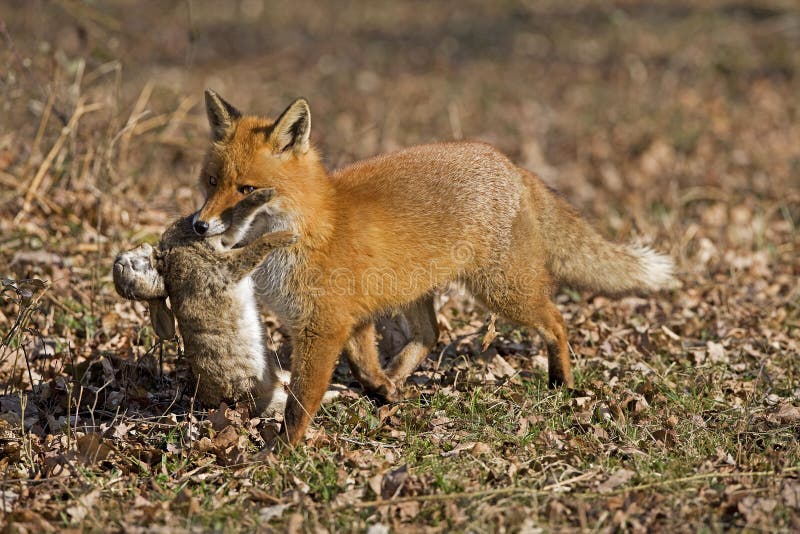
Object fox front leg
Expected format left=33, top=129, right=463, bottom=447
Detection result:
left=280, top=323, right=352, bottom=446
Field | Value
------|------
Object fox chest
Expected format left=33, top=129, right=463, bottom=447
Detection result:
left=250, top=249, right=304, bottom=326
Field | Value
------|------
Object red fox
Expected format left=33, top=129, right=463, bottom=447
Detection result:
left=193, top=90, right=674, bottom=445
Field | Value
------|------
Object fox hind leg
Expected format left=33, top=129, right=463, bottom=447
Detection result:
left=467, top=269, right=574, bottom=388
left=344, top=321, right=401, bottom=402
left=385, top=294, right=439, bottom=387
left=344, top=295, right=438, bottom=403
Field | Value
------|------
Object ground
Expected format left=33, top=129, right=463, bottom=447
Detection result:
left=1, top=0, right=799, bottom=532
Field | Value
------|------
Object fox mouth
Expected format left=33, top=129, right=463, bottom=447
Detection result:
left=190, top=212, right=229, bottom=237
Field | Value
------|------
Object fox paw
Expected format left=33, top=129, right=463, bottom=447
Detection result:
left=365, top=381, right=403, bottom=404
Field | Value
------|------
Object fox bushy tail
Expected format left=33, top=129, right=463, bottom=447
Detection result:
left=544, top=195, right=674, bottom=295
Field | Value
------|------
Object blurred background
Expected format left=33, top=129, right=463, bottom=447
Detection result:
left=3, top=0, right=798, bottom=219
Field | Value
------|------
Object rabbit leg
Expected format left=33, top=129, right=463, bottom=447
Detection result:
left=223, top=230, right=298, bottom=280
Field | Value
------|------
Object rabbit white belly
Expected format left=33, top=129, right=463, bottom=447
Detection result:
left=232, top=277, right=268, bottom=380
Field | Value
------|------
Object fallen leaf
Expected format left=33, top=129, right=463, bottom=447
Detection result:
left=782, top=481, right=800, bottom=509
left=706, top=341, right=727, bottom=363
left=481, top=313, right=498, bottom=352
left=381, top=464, right=408, bottom=499
left=212, top=426, right=239, bottom=450
left=259, top=503, right=291, bottom=521
left=772, top=402, right=800, bottom=424
left=66, top=490, right=100, bottom=523
left=76, top=433, right=114, bottom=464
left=488, top=354, right=517, bottom=379
left=598, top=469, right=635, bottom=493
left=738, top=496, right=778, bottom=524
left=366, top=524, right=390, bottom=534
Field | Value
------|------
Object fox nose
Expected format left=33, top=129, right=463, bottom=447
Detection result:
left=193, top=219, right=209, bottom=235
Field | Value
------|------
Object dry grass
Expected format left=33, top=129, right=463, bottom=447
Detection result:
left=1, top=0, right=799, bottom=531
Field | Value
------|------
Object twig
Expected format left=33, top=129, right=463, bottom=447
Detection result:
left=119, top=81, right=154, bottom=165
left=19, top=90, right=56, bottom=185
left=16, top=100, right=104, bottom=221
left=620, top=466, right=800, bottom=494
left=349, top=471, right=597, bottom=509
left=348, top=466, right=800, bottom=509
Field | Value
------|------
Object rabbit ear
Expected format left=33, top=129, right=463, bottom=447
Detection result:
left=148, top=298, right=176, bottom=339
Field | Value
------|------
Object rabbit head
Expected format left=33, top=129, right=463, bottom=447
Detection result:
left=113, top=242, right=175, bottom=339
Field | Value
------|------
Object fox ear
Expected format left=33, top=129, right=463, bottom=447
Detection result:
left=205, top=89, right=242, bottom=142
left=269, top=98, right=310, bottom=155
left=148, top=298, right=176, bottom=339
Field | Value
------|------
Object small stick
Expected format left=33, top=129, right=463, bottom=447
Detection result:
left=119, top=81, right=154, bottom=165
left=19, top=90, right=56, bottom=186
left=348, top=470, right=597, bottom=509
left=17, top=100, right=104, bottom=221
left=347, top=466, right=800, bottom=509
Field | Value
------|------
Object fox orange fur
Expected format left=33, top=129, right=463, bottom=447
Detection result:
left=194, top=90, right=674, bottom=445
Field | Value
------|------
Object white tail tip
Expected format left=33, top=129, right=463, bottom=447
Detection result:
left=630, top=245, right=676, bottom=290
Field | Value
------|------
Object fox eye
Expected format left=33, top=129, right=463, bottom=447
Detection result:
left=238, top=185, right=256, bottom=195
left=208, top=175, right=218, bottom=187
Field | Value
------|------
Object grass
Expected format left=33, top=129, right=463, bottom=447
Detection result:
left=2, top=0, right=800, bottom=531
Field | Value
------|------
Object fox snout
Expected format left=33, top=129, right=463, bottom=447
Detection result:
left=193, top=218, right=210, bottom=235
left=191, top=212, right=229, bottom=237
left=193, top=188, right=277, bottom=237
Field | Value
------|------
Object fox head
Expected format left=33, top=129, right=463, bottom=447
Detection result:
left=192, top=90, right=326, bottom=242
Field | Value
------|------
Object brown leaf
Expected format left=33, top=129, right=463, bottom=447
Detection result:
left=212, top=425, right=239, bottom=450
left=2, top=510, right=56, bottom=533
left=598, top=468, right=635, bottom=494
left=738, top=496, right=778, bottom=524
left=470, top=442, right=492, bottom=455
left=195, top=436, right=213, bottom=453
left=706, top=341, right=727, bottom=364
left=394, top=500, right=420, bottom=521
left=76, top=433, right=113, bottom=465
left=259, top=503, right=291, bottom=522
left=209, top=403, right=241, bottom=432
left=516, top=417, right=530, bottom=437
left=481, top=314, right=498, bottom=352
left=487, top=354, right=517, bottom=379
left=332, top=488, right=365, bottom=508
left=172, top=488, right=200, bottom=515
left=368, top=473, right=383, bottom=498
left=381, top=464, right=408, bottom=499
left=287, top=513, right=304, bottom=534
left=772, top=402, right=800, bottom=424
left=782, top=481, right=800, bottom=509
left=377, top=404, right=400, bottom=424
left=66, top=490, right=100, bottom=523
left=652, top=427, right=676, bottom=447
